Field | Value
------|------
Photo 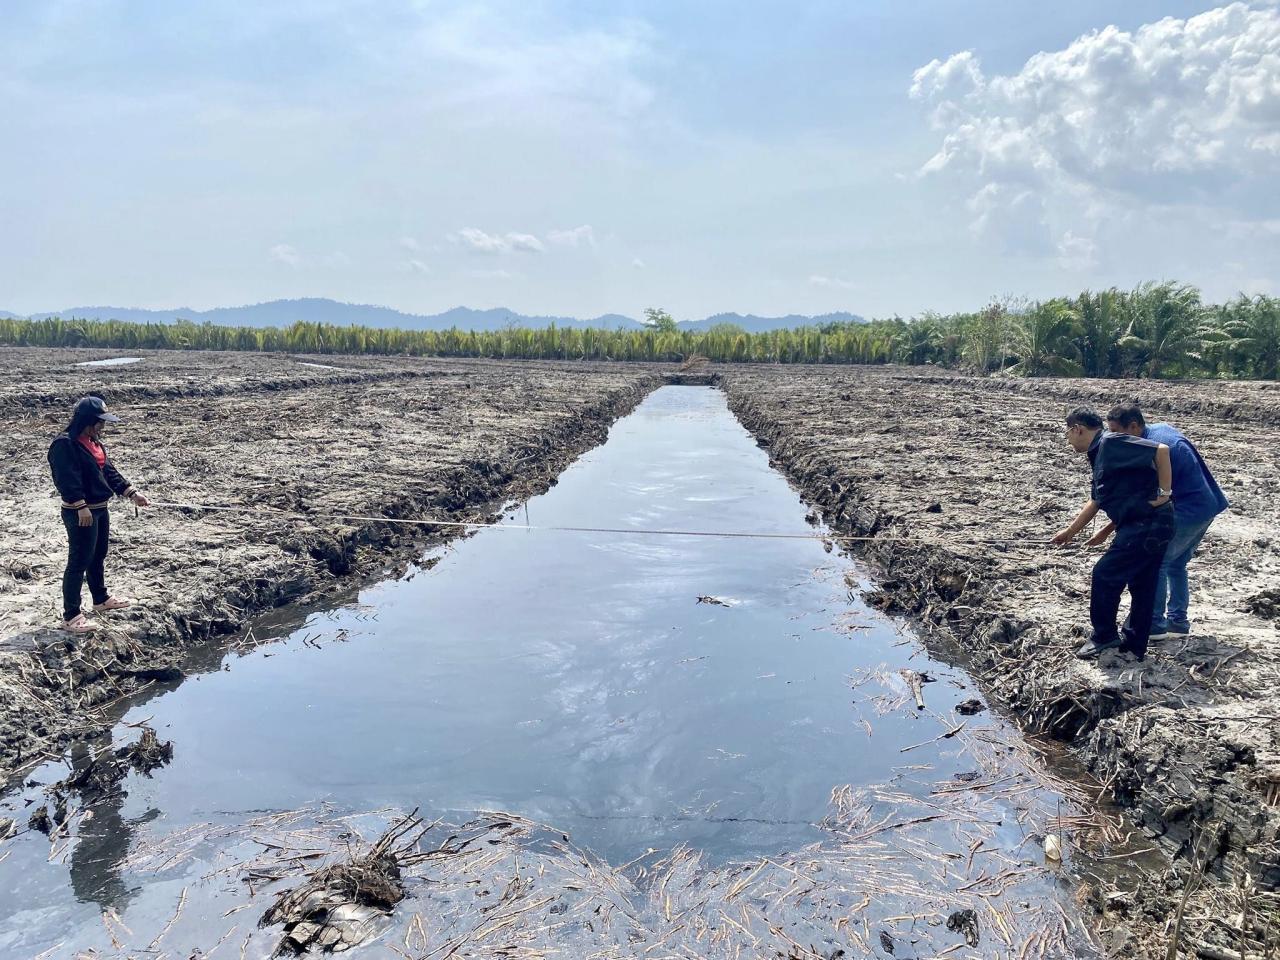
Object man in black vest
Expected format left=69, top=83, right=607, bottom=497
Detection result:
left=1051, top=407, right=1175, bottom=661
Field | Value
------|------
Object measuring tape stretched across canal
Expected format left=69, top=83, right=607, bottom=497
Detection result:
left=143, top=499, right=1053, bottom=549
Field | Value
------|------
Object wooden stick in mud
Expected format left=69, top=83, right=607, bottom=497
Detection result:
left=899, top=669, right=926, bottom=709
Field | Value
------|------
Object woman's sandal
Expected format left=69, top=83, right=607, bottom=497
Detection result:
left=93, top=597, right=133, bottom=612
left=63, top=613, right=98, bottom=633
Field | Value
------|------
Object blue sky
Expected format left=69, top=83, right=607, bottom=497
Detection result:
left=2, top=0, right=1276, bottom=319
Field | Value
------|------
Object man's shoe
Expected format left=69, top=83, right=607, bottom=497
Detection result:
left=92, top=596, right=133, bottom=613
left=1076, top=637, right=1125, bottom=660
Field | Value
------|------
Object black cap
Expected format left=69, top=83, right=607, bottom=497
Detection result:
left=73, top=396, right=122, bottom=424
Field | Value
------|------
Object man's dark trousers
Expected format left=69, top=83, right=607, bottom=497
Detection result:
left=1090, top=505, right=1176, bottom=658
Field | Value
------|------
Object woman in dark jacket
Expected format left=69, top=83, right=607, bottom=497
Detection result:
left=48, top=396, right=149, bottom=633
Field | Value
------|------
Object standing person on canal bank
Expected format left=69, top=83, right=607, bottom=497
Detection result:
left=48, top=397, right=149, bottom=633
left=1051, top=407, right=1175, bottom=661
left=1104, top=403, right=1229, bottom=639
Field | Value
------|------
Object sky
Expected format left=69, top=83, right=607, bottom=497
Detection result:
left=1, top=0, right=1277, bottom=320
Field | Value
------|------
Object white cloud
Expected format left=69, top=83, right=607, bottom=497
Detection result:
left=808, top=274, right=856, bottom=290
left=547, top=225, right=596, bottom=247
left=1056, top=232, right=1097, bottom=271
left=402, top=258, right=430, bottom=274
left=400, top=236, right=421, bottom=252
left=908, top=50, right=984, bottom=122
left=966, top=183, right=1053, bottom=254
left=450, top=227, right=546, bottom=255
left=469, top=268, right=515, bottom=280
left=452, top=228, right=509, bottom=254
left=505, top=232, right=546, bottom=253
left=269, top=243, right=301, bottom=267
left=911, top=3, right=1280, bottom=262
left=912, top=4, right=1280, bottom=189
left=631, top=257, right=646, bottom=269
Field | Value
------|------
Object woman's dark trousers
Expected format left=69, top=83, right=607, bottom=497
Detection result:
left=1090, top=506, right=1176, bottom=658
left=61, top=507, right=110, bottom=621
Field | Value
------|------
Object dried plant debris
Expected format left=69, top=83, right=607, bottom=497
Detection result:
left=262, top=847, right=405, bottom=954
left=946, top=907, right=980, bottom=946
left=97, top=771, right=1119, bottom=959
left=1246, top=586, right=1280, bottom=621
left=87, top=728, right=1268, bottom=960
left=695, top=595, right=731, bottom=606
left=897, top=668, right=934, bottom=709
left=27, top=804, right=51, bottom=835
left=115, top=726, right=174, bottom=776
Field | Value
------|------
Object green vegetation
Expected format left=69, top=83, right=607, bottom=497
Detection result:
left=2, top=283, right=1277, bottom=379
left=643, top=307, right=678, bottom=334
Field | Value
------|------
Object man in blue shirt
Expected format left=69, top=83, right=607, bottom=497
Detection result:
left=1052, top=407, right=1176, bottom=660
left=1105, top=403, right=1229, bottom=639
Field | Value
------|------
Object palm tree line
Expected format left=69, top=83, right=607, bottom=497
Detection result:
left=2, top=283, right=1276, bottom=379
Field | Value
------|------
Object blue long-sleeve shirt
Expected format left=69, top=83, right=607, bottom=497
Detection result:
left=1143, top=423, right=1229, bottom=525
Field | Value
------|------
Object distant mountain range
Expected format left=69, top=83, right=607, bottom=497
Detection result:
left=1, top=299, right=863, bottom=334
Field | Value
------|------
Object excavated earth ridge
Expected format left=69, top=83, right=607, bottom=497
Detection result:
left=0, top=349, right=661, bottom=778
left=718, top=363, right=1280, bottom=895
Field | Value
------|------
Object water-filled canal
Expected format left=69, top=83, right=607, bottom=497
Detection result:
left=0, top=387, right=1103, bottom=957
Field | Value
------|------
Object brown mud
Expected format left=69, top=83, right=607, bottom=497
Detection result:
left=720, top=363, right=1280, bottom=956
left=0, top=348, right=660, bottom=780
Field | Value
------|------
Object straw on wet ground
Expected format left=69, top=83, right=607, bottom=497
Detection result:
left=55, top=669, right=1146, bottom=959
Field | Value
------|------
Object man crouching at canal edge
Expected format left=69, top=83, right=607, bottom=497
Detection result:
left=48, top=396, right=149, bottom=633
left=1051, top=407, right=1175, bottom=661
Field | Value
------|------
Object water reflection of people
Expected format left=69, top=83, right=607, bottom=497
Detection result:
left=64, top=740, right=157, bottom=910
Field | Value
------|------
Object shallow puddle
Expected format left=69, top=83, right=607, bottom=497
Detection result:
left=0, top=387, right=1112, bottom=957
left=74, top=357, right=143, bottom=367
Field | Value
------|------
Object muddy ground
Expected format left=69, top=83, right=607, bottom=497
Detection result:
left=721, top=363, right=1280, bottom=954
left=0, top=348, right=660, bottom=779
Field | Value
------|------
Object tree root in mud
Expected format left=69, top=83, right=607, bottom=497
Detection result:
left=260, top=811, right=429, bottom=954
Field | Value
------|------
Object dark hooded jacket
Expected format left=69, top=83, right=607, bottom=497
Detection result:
left=48, top=409, right=135, bottom=509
